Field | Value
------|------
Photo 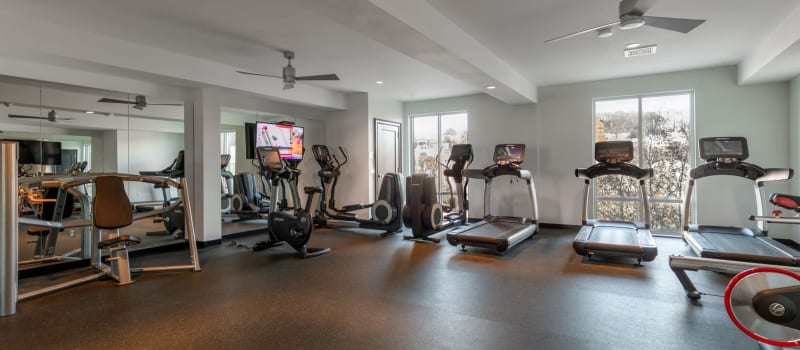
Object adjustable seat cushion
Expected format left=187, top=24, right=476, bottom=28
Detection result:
left=97, top=235, right=141, bottom=249
left=771, top=193, right=800, bottom=211
left=26, top=226, right=51, bottom=236
left=93, top=176, right=134, bottom=230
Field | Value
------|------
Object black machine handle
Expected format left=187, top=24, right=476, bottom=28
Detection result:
left=332, top=146, right=348, bottom=170
left=575, top=163, right=653, bottom=180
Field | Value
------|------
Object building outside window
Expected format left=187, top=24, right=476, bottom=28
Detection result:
left=594, top=92, right=694, bottom=235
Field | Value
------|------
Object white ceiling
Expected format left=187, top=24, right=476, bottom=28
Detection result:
left=1, top=0, right=799, bottom=110
left=428, top=0, right=800, bottom=86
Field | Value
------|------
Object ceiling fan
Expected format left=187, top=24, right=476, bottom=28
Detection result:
left=97, top=95, right=183, bottom=110
left=545, top=0, right=706, bottom=43
left=236, top=50, right=340, bottom=90
left=8, top=109, right=74, bottom=122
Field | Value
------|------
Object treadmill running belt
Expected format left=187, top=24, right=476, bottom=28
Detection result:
left=588, top=226, right=640, bottom=246
left=457, top=221, right=528, bottom=243
left=688, top=231, right=800, bottom=265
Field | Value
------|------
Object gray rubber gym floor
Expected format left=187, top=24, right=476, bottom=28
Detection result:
left=2, top=227, right=761, bottom=349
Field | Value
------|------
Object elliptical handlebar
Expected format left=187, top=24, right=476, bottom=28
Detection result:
left=336, top=147, right=348, bottom=168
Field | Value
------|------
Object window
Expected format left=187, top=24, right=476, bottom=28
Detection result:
left=594, top=92, right=694, bottom=234
left=220, top=130, right=236, bottom=174
left=411, top=112, right=468, bottom=205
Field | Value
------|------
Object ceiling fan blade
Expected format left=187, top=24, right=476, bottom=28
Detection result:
left=295, top=74, right=340, bottom=81
left=98, top=97, right=134, bottom=104
left=544, top=21, right=620, bottom=43
left=619, top=0, right=654, bottom=16
left=236, top=70, right=283, bottom=79
left=8, top=114, right=46, bottom=120
left=644, top=16, right=705, bottom=33
left=148, top=103, right=184, bottom=106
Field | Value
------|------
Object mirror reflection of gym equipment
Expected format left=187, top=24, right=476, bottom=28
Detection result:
left=2, top=143, right=201, bottom=316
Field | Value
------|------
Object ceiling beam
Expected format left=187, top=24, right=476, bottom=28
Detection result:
left=0, top=11, right=348, bottom=111
left=311, top=0, right=537, bottom=104
left=738, top=3, right=800, bottom=84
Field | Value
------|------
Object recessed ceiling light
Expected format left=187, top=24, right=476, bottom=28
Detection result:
left=85, top=111, right=95, bottom=114
left=486, top=86, right=497, bottom=90
left=625, top=43, right=641, bottom=49
left=376, top=80, right=384, bottom=84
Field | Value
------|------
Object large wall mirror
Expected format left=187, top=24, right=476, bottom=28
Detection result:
left=0, top=75, right=184, bottom=271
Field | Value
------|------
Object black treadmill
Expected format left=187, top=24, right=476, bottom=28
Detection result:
left=446, top=144, right=539, bottom=254
left=573, top=141, right=657, bottom=263
left=681, top=137, right=800, bottom=265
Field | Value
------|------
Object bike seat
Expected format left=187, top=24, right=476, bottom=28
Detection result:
left=304, top=187, right=322, bottom=194
left=771, top=193, right=800, bottom=211
left=97, top=235, right=141, bottom=249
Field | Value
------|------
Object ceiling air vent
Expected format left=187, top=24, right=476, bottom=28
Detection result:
left=624, top=44, right=657, bottom=58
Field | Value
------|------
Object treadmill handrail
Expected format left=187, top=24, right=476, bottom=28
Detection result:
left=578, top=170, right=651, bottom=227
left=682, top=163, right=792, bottom=234
left=462, top=168, right=486, bottom=180
left=757, top=168, right=794, bottom=183
left=575, top=163, right=653, bottom=180
left=689, top=161, right=789, bottom=182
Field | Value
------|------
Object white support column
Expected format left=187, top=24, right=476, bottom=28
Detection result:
left=184, top=88, right=222, bottom=243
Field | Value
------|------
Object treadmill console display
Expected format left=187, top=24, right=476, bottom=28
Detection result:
left=699, top=137, right=748, bottom=161
left=595, top=141, right=634, bottom=163
left=493, top=144, right=525, bottom=164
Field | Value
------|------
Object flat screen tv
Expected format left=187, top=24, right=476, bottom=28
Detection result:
left=255, top=122, right=304, bottom=160
left=12, top=139, right=62, bottom=165
left=244, top=122, right=257, bottom=160
left=16, top=139, right=40, bottom=165
left=42, top=141, right=62, bottom=165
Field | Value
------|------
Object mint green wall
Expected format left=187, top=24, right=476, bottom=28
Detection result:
left=539, top=66, right=791, bottom=236
left=789, top=75, right=800, bottom=240
left=404, top=94, right=538, bottom=219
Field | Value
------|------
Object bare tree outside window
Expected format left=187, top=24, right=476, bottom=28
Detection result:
left=594, top=93, right=693, bottom=234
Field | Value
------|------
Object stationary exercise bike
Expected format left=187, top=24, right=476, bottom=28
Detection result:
left=724, top=193, right=800, bottom=348
left=305, top=144, right=403, bottom=237
left=403, top=144, right=473, bottom=242
left=250, top=146, right=329, bottom=258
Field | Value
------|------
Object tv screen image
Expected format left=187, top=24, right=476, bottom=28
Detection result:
left=245, top=122, right=256, bottom=159
left=255, top=122, right=304, bottom=160
left=11, top=139, right=63, bottom=165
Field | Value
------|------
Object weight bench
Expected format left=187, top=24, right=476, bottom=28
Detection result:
left=94, top=175, right=141, bottom=285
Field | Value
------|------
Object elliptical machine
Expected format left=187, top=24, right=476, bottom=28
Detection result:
left=305, top=145, right=403, bottom=237
left=403, top=144, right=473, bottom=242
left=252, top=146, right=330, bottom=258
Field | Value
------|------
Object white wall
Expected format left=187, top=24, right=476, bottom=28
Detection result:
left=539, top=66, right=791, bottom=236
left=326, top=93, right=371, bottom=209
left=789, top=75, right=800, bottom=240
left=405, top=94, right=538, bottom=219
left=368, top=94, right=404, bottom=201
